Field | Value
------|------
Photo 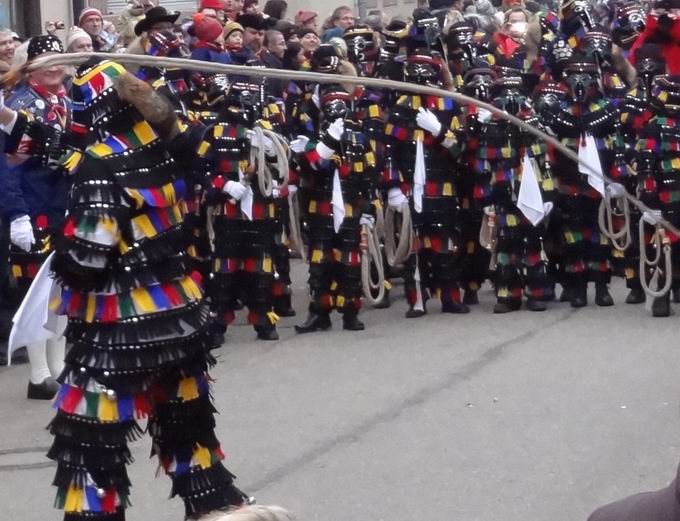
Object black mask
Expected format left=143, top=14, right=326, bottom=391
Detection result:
left=405, top=62, right=441, bottom=86
left=565, top=71, right=600, bottom=102
left=323, top=99, right=349, bottom=121
left=637, top=57, right=665, bottom=92
left=464, top=73, right=494, bottom=102
left=612, top=4, right=646, bottom=50
left=492, top=88, right=526, bottom=115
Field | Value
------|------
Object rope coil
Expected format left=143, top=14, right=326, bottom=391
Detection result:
left=639, top=212, right=673, bottom=298
left=383, top=203, right=415, bottom=267
left=361, top=224, right=386, bottom=305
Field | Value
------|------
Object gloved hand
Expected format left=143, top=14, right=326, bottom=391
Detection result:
left=416, top=107, right=442, bottom=136
left=606, top=182, right=627, bottom=199
left=223, top=180, right=248, bottom=201
left=387, top=187, right=407, bottom=209
left=290, top=135, right=309, bottom=153
left=10, top=215, right=35, bottom=252
left=327, top=118, right=345, bottom=141
left=477, top=108, right=493, bottom=123
left=643, top=209, right=663, bottom=226
left=287, top=185, right=298, bottom=195
left=360, top=214, right=375, bottom=230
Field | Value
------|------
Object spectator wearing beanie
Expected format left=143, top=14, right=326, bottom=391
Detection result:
left=263, top=0, right=288, bottom=21
left=294, top=10, right=318, bottom=33
left=191, top=13, right=230, bottom=64
left=200, top=0, right=227, bottom=24
left=298, top=26, right=320, bottom=54
left=78, top=7, right=118, bottom=52
left=66, top=27, right=93, bottom=53
left=224, top=20, right=245, bottom=51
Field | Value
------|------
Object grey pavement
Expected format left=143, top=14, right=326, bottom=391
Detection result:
left=1, top=260, right=679, bottom=521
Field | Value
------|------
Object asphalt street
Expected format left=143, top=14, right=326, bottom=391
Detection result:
left=1, top=260, right=679, bottom=521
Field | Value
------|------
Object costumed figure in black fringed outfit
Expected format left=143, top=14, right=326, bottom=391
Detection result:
left=195, top=73, right=282, bottom=341
left=465, top=73, right=556, bottom=312
left=292, top=84, right=379, bottom=333
left=577, top=30, right=630, bottom=106
left=0, top=36, right=70, bottom=398
left=0, top=58, right=249, bottom=521
left=532, top=79, right=570, bottom=301
left=456, top=64, right=496, bottom=305
left=618, top=43, right=666, bottom=306
left=343, top=24, right=394, bottom=308
left=445, top=21, right=495, bottom=91
left=546, top=53, right=631, bottom=308
left=384, top=48, right=468, bottom=318
left=633, top=71, right=680, bottom=316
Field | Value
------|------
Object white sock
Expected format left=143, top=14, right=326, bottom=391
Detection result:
left=26, top=341, right=51, bottom=384
left=46, top=335, right=65, bottom=378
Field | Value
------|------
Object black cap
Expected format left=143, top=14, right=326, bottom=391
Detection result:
left=237, top=13, right=267, bottom=31
left=134, top=6, right=180, bottom=36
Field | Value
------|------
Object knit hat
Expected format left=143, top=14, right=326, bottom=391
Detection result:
left=297, top=26, right=318, bottom=40
left=27, top=35, right=64, bottom=60
left=294, top=10, right=317, bottom=25
left=224, top=21, right=244, bottom=38
left=200, top=0, right=225, bottom=9
left=66, top=27, right=92, bottom=50
left=78, top=7, right=103, bottom=26
left=192, top=13, right=223, bottom=42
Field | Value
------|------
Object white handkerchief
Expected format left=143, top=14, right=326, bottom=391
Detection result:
left=413, top=139, right=426, bottom=214
left=517, top=152, right=546, bottom=226
left=239, top=169, right=254, bottom=221
left=578, top=133, right=605, bottom=196
left=332, top=168, right=345, bottom=232
left=8, top=253, right=65, bottom=365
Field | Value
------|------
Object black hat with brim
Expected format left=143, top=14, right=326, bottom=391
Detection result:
left=135, top=6, right=180, bottom=36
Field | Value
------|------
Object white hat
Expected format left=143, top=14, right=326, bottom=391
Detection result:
left=66, top=26, right=92, bottom=50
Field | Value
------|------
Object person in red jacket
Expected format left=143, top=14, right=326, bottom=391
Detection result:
left=630, top=0, right=680, bottom=74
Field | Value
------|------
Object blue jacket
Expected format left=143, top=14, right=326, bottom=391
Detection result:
left=0, top=84, right=70, bottom=225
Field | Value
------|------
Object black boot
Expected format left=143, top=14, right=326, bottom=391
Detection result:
left=405, top=304, right=427, bottom=318
left=652, top=293, right=672, bottom=317
left=274, top=294, right=296, bottom=317
left=27, top=377, right=59, bottom=400
left=526, top=298, right=547, bottom=312
left=463, top=289, right=479, bottom=305
left=342, top=312, right=365, bottom=331
left=570, top=285, right=587, bottom=308
left=295, top=313, right=332, bottom=334
left=442, top=301, right=471, bottom=314
left=493, top=300, right=521, bottom=314
left=595, top=283, right=614, bottom=307
left=625, top=286, right=646, bottom=304
left=255, top=325, right=279, bottom=341
left=373, top=288, right=391, bottom=309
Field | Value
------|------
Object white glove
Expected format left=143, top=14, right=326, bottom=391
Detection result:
left=288, top=185, right=298, bottom=195
left=606, top=182, right=627, bottom=199
left=483, top=205, right=496, bottom=216
left=290, top=135, right=309, bottom=153
left=360, top=214, right=375, bottom=230
left=387, top=187, right=407, bottom=209
left=327, top=118, right=345, bottom=141
left=416, top=107, right=442, bottom=136
left=223, top=180, right=248, bottom=201
left=477, top=108, right=492, bottom=123
left=10, top=215, right=35, bottom=252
